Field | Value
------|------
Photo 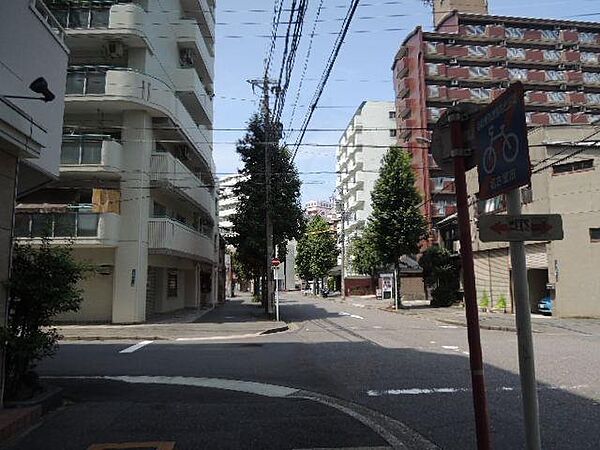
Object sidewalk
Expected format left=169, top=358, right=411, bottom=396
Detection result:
left=56, top=295, right=288, bottom=341
left=319, top=293, right=600, bottom=336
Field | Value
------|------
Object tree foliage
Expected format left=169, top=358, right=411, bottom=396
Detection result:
left=295, top=215, right=339, bottom=284
left=1, top=240, right=90, bottom=400
left=231, top=113, right=304, bottom=279
left=348, top=225, right=381, bottom=277
left=419, top=246, right=461, bottom=307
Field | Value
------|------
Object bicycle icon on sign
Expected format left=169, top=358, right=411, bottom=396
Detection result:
left=482, top=125, right=519, bottom=175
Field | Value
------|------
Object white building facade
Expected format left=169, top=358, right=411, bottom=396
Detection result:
left=336, top=101, right=397, bottom=273
left=15, top=0, right=217, bottom=323
left=218, top=174, right=243, bottom=239
left=1, top=0, right=69, bottom=330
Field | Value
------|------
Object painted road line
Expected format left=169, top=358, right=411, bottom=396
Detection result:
left=366, top=384, right=590, bottom=397
left=441, top=345, right=459, bottom=350
left=119, top=340, right=153, bottom=354
left=339, top=312, right=365, bottom=320
left=352, top=303, right=366, bottom=308
left=373, top=326, right=383, bottom=329
left=439, top=325, right=458, bottom=329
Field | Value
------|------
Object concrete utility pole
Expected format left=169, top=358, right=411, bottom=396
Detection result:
left=248, top=75, right=279, bottom=316
left=335, top=189, right=346, bottom=299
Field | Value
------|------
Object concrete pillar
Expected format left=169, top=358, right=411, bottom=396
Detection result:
left=112, top=111, right=152, bottom=323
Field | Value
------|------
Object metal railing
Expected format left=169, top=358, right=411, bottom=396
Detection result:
left=66, top=69, right=107, bottom=95
left=61, top=135, right=110, bottom=165
left=15, top=211, right=100, bottom=238
left=47, top=1, right=135, bottom=29
left=34, top=0, right=66, bottom=42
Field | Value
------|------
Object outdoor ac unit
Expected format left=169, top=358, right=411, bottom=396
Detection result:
left=451, top=79, right=459, bottom=86
left=556, top=43, right=564, bottom=50
left=449, top=58, right=458, bottom=65
left=105, top=41, right=124, bottom=58
left=448, top=39, right=456, bottom=44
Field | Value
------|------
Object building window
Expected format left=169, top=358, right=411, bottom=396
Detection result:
left=543, top=49, right=562, bottom=62
left=389, top=129, right=397, bottom=137
left=590, top=228, right=600, bottom=242
left=506, top=27, right=525, bottom=39
left=549, top=112, right=570, bottom=125
left=467, top=45, right=488, bottom=57
left=478, top=195, right=506, bottom=215
left=426, top=42, right=439, bottom=54
left=583, top=72, right=600, bottom=84
left=553, top=159, right=593, bottom=174
left=465, top=24, right=486, bottom=36
left=580, top=32, right=598, bottom=44
left=541, top=29, right=560, bottom=41
left=548, top=91, right=567, bottom=103
left=586, top=93, right=600, bottom=104
left=426, top=63, right=439, bottom=76
left=388, top=111, right=396, bottom=119
left=581, top=52, right=598, bottom=64
left=469, top=66, right=491, bottom=78
left=471, top=87, right=491, bottom=100
left=427, top=84, right=441, bottom=98
left=509, top=68, right=529, bottom=81
left=507, top=47, right=526, bottom=60
left=545, top=70, right=566, bottom=81
left=167, top=269, right=178, bottom=297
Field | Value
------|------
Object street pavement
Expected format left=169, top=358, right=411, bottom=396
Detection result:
left=9, top=292, right=600, bottom=449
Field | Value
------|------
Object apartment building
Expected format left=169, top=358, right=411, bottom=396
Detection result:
left=392, top=0, right=600, bottom=226
left=305, top=200, right=335, bottom=219
left=336, top=101, right=397, bottom=256
left=1, top=0, right=68, bottom=329
left=462, top=125, right=600, bottom=318
left=15, top=0, right=217, bottom=323
left=218, top=174, right=243, bottom=239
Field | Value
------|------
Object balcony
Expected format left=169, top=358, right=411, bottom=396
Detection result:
left=50, top=2, right=149, bottom=49
left=430, top=177, right=456, bottom=195
left=176, top=20, right=215, bottom=86
left=64, top=67, right=214, bottom=173
left=180, top=0, right=215, bottom=43
left=14, top=212, right=120, bottom=247
left=60, top=135, right=122, bottom=178
left=172, top=68, right=213, bottom=126
left=148, top=218, right=215, bottom=262
left=150, top=152, right=215, bottom=216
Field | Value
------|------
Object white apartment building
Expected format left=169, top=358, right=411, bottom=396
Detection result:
left=218, top=173, right=243, bottom=239
left=336, top=101, right=397, bottom=272
left=15, top=0, right=217, bottom=323
left=1, top=0, right=68, bottom=329
left=466, top=125, right=600, bottom=318
left=305, top=200, right=335, bottom=219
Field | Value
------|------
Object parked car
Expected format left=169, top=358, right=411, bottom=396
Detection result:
left=538, top=296, right=553, bottom=315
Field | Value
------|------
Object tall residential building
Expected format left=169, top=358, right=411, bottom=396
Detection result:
left=336, top=101, right=397, bottom=271
left=218, top=174, right=243, bottom=239
left=15, top=0, right=217, bottom=323
left=1, top=0, right=68, bottom=334
left=392, top=2, right=600, bottom=226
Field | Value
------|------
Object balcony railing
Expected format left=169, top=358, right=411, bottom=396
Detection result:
left=148, top=218, right=215, bottom=262
left=14, top=211, right=120, bottom=244
left=49, top=1, right=136, bottom=29
left=65, top=68, right=107, bottom=95
left=60, top=135, right=123, bottom=175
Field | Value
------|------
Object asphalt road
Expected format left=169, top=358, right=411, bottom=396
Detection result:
left=12, top=292, right=600, bottom=449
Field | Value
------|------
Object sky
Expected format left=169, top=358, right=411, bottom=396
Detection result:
left=213, top=0, right=598, bottom=204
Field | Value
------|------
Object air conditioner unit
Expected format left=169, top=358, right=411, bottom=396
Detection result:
left=448, top=39, right=456, bottom=44
left=451, top=79, right=459, bottom=86
left=560, top=83, right=568, bottom=91
left=500, top=80, right=510, bottom=88
left=558, top=64, right=566, bottom=70
left=449, top=58, right=458, bottom=65
left=573, top=44, right=580, bottom=50
left=556, top=43, right=564, bottom=50
left=105, top=41, right=124, bottom=58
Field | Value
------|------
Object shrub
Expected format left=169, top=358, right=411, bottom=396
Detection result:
left=496, top=294, right=507, bottom=313
left=480, top=291, right=490, bottom=311
left=1, top=240, right=90, bottom=400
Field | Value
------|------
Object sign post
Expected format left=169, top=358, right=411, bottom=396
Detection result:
left=473, top=82, right=541, bottom=450
left=272, top=258, right=281, bottom=321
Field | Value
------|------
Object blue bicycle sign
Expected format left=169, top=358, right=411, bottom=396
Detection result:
left=474, top=82, right=531, bottom=200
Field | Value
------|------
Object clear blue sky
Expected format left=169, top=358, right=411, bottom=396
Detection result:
left=214, top=0, right=597, bottom=204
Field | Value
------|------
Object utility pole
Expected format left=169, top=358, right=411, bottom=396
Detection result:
left=334, top=188, right=346, bottom=299
left=248, top=75, right=279, bottom=316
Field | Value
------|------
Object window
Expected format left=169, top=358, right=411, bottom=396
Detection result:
left=389, top=129, right=397, bottom=137
left=507, top=47, right=526, bottom=59
left=553, top=159, right=593, bottom=174
left=590, top=228, right=600, bottom=242
left=543, top=49, right=562, bottom=62
left=541, top=29, right=560, bottom=41
left=586, top=93, right=600, bottom=104
left=583, top=72, right=600, bottom=84
left=506, top=27, right=525, bottom=39
left=581, top=52, right=598, bottom=64
left=427, top=84, right=441, bottom=98
left=545, top=70, right=566, bottom=81
left=167, top=270, right=178, bottom=297
left=548, top=92, right=567, bottom=103
left=580, top=32, right=598, bottom=44
left=467, top=45, right=488, bottom=57
left=469, top=66, right=491, bottom=78
left=388, top=111, right=396, bottom=119
left=465, top=24, right=486, bottom=36
left=508, top=68, right=528, bottom=81
left=426, top=63, right=439, bottom=76
left=549, top=113, right=570, bottom=125
left=478, top=195, right=506, bottom=215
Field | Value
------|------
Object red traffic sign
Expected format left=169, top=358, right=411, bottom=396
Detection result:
left=271, top=258, right=281, bottom=267
left=473, top=82, right=531, bottom=201
left=478, top=214, right=563, bottom=242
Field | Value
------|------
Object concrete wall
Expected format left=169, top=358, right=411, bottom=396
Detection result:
left=0, top=155, right=18, bottom=329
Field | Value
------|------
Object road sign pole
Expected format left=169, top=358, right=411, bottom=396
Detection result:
left=450, top=111, right=492, bottom=450
left=506, top=189, right=542, bottom=450
left=275, top=268, right=280, bottom=322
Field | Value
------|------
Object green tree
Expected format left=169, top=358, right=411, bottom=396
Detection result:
left=368, top=147, right=428, bottom=307
left=231, top=113, right=304, bottom=306
left=419, top=246, right=461, bottom=307
left=296, top=215, right=339, bottom=292
left=1, top=240, right=90, bottom=400
left=348, top=225, right=381, bottom=280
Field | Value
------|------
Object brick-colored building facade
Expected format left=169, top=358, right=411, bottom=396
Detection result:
left=392, top=8, right=600, bottom=227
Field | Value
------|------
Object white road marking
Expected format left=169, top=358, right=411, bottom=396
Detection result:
left=442, top=345, right=459, bottom=350
left=366, top=384, right=590, bottom=397
left=352, top=303, right=366, bottom=308
left=176, top=333, right=260, bottom=341
left=119, top=340, right=153, bottom=354
left=373, top=326, right=383, bottom=329
left=429, top=341, right=436, bottom=344
left=439, top=325, right=458, bottom=329
left=339, top=312, right=364, bottom=320
left=462, top=351, right=470, bottom=355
